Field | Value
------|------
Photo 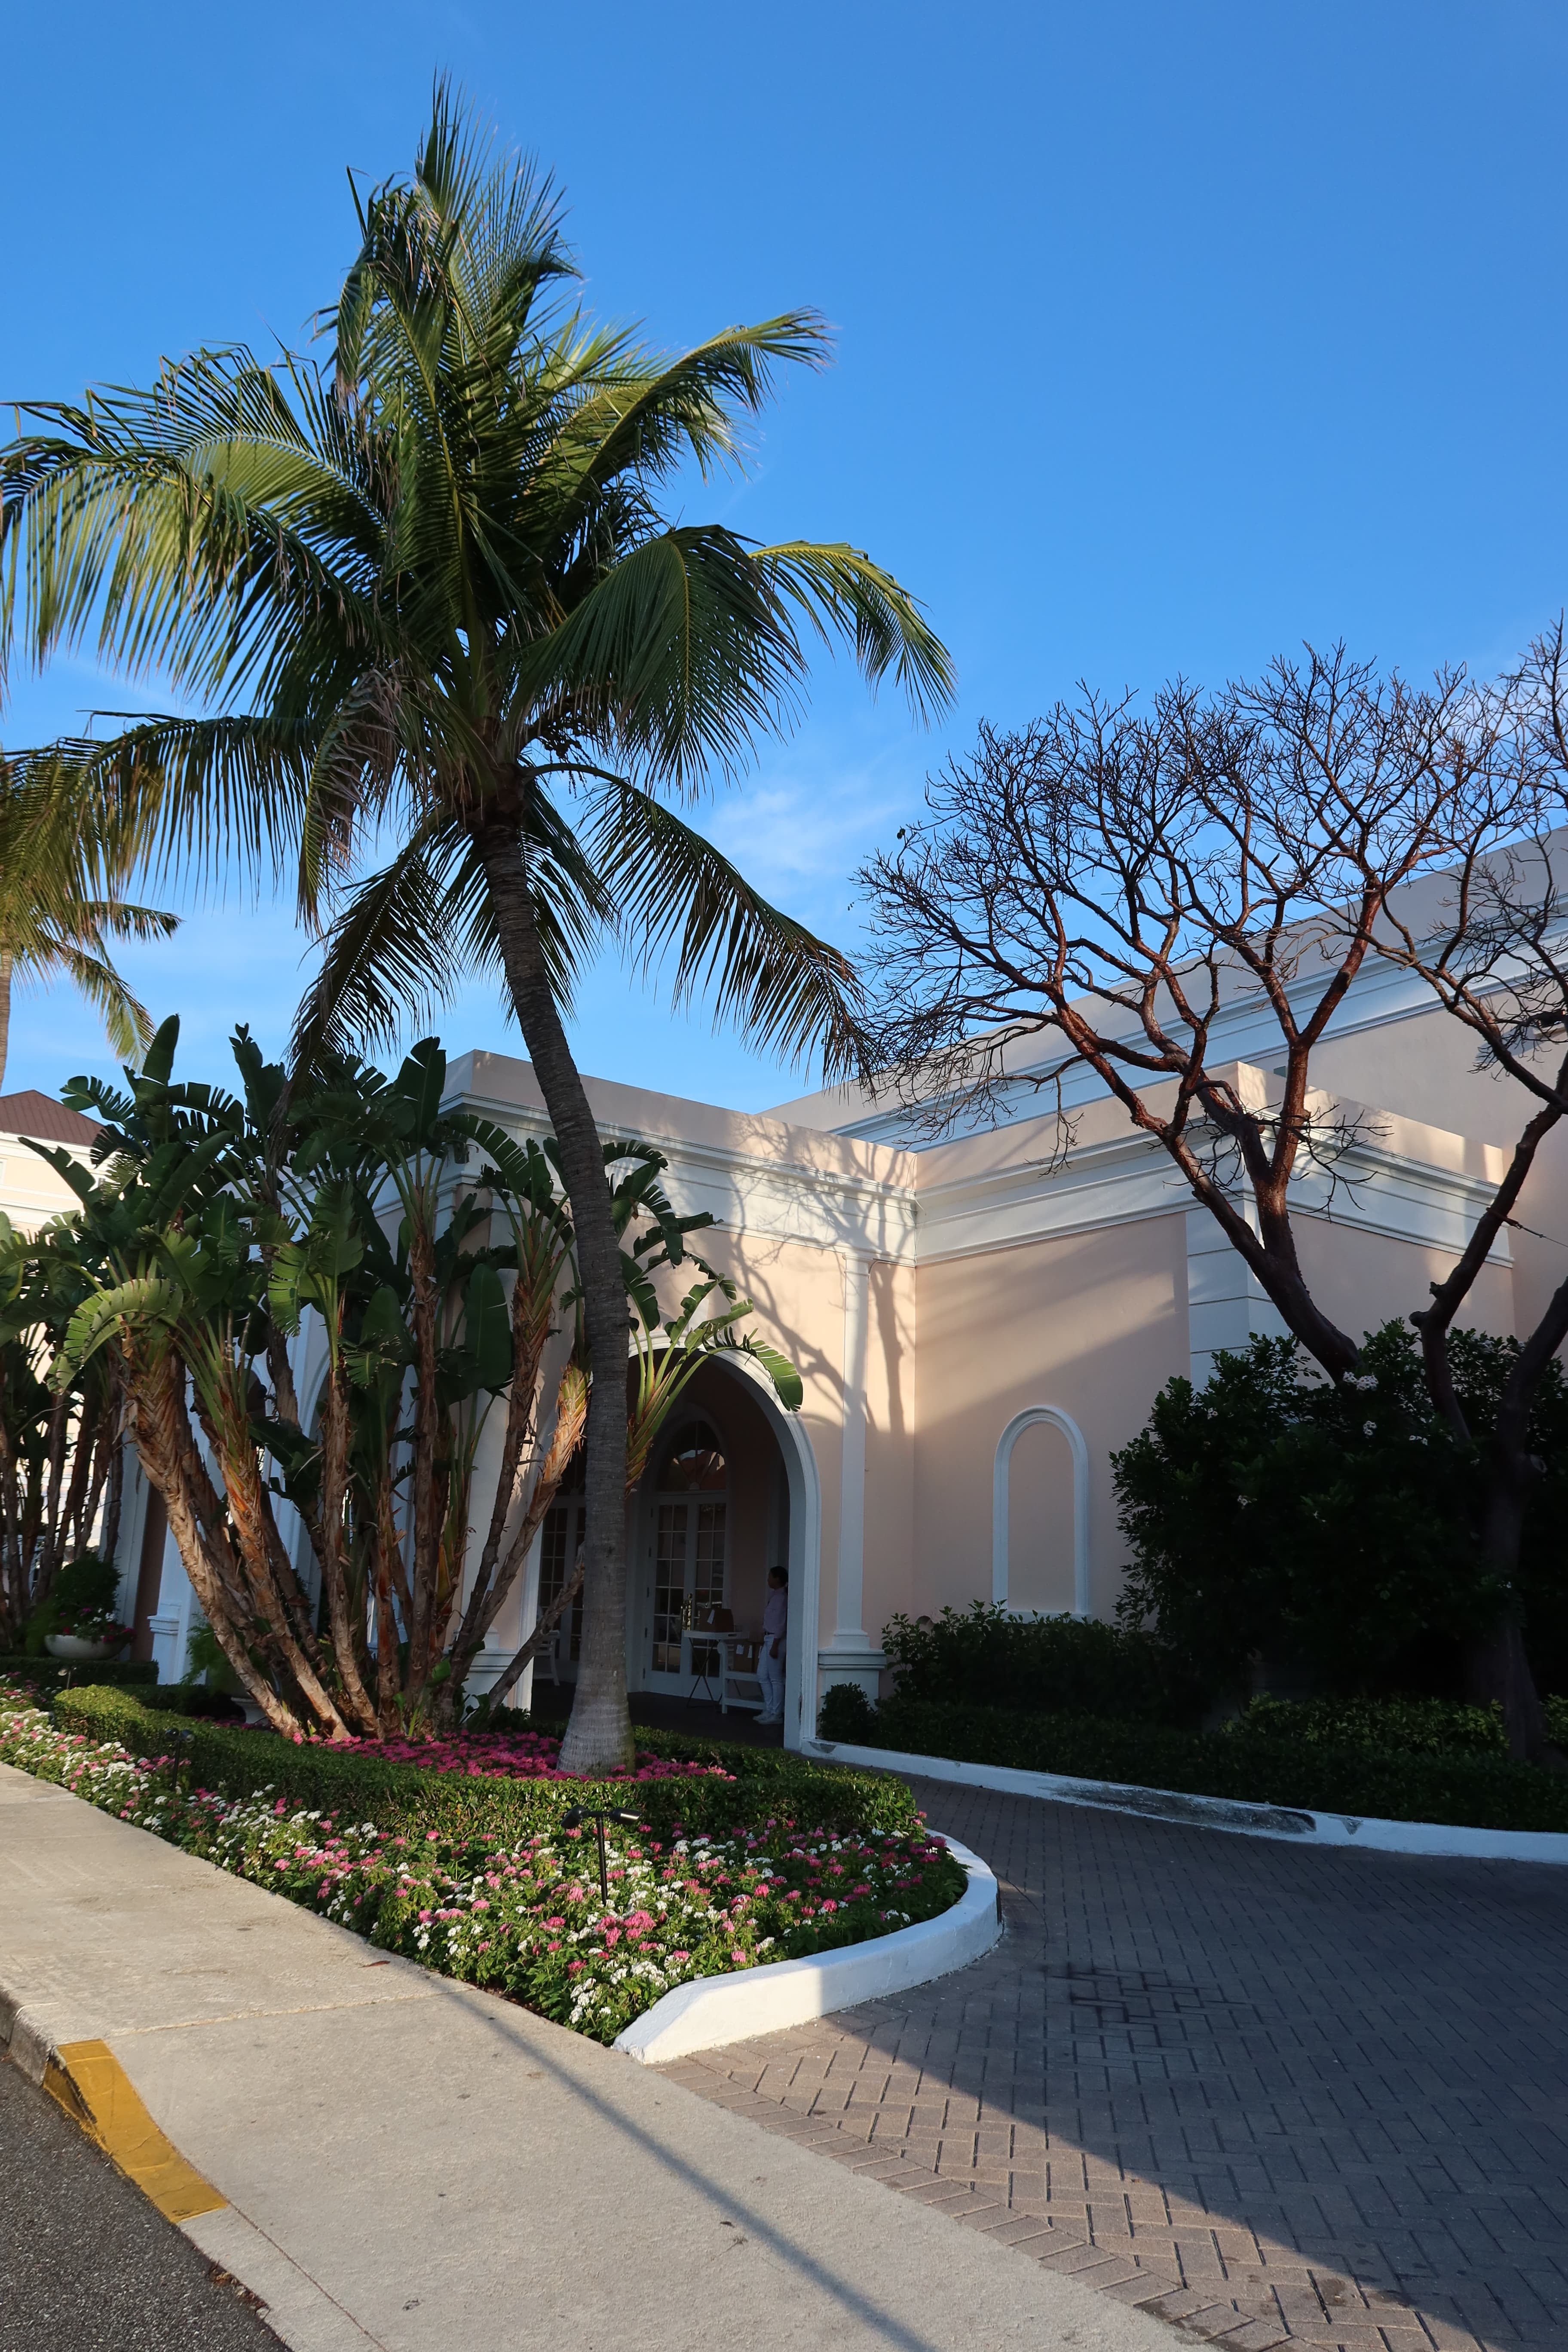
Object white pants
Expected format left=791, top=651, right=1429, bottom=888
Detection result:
left=757, top=1644, right=785, bottom=1718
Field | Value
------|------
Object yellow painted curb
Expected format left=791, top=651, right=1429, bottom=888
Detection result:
left=44, top=2039, right=227, bottom=2223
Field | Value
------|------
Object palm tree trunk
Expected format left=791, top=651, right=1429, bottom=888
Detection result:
left=474, top=817, right=634, bottom=1773
left=0, top=949, right=11, bottom=1093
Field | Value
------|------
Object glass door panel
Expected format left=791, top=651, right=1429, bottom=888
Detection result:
left=652, top=1501, right=690, bottom=1674
left=641, top=1489, right=728, bottom=1691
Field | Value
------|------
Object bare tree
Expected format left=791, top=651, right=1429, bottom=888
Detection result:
left=863, top=649, right=1473, bottom=1380
left=1314, top=623, right=1568, bottom=1753
left=862, top=646, right=1568, bottom=1756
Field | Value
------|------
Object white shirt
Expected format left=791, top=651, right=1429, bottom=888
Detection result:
left=762, top=1587, right=787, bottom=1640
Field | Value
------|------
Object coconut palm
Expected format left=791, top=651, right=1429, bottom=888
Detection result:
left=0, top=750, right=177, bottom=1088
left=0, top=85, right=952, bottom=1767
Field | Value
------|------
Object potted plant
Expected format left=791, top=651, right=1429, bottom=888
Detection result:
left=45, top=1606, right=132, bottom=1663
left=28, top=1552, right=128, bottom=1662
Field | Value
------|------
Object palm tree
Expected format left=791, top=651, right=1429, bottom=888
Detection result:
left=0, top=85, right=952, bottom=1768
left=0, top=750, right=177, bottom=1089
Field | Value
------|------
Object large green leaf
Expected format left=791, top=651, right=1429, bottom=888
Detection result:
left=462, top=1259, right=512, bottom=1393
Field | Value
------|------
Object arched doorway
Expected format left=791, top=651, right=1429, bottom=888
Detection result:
left=626, top=1359, right=821, bottom=1742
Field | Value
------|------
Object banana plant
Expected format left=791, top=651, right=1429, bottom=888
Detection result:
left=0, top=1211, right=124, bottom=1650
left=37, top=1019, right=802, bottom=1740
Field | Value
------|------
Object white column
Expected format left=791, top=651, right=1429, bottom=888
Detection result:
left=819, top=1247, right=882, bottom=1699
left=1185, top=1198, right=1288, bottom=1388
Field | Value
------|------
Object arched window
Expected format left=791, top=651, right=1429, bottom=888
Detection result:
left=992, top=1406, right=1091, bottom=1618
left=659, top=1421, right=727, bottom=1491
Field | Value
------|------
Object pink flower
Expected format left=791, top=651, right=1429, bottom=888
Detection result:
left=730, top=1948, right=746, bottom=1966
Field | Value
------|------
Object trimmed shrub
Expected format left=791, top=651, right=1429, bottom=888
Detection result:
left=1237, top=1695, right=1509, bottom=1758
left=840, top=1693, right=1568, bottom=1833
left=819, top=1684, right=879, bottom=1742
left=882, top=1601, right=1205, bottom=1722
left=51, top=1687, right=919, bottom=1841
left=0, top=1656, right=159, bottom=1691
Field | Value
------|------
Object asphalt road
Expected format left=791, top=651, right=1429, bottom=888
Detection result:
left=0, top=2055, right=282, bottom=2352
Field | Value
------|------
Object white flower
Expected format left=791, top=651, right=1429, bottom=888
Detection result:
left=1363, top=1421, right=1377, bottom=1437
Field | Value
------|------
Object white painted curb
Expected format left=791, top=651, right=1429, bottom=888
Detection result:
left=613, top=1833, right=1001, bottom=2064
left=805, top=1741, right=1568, bottom=1868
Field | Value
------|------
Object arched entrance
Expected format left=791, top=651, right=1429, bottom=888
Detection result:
left=627, top=1355, right=822, bottom=1747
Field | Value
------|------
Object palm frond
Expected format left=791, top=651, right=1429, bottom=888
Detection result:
left=752, top=542, right=954, bottom=721
left=33, top=940, right=158, bottom=1066
left=588, top=780, right=868, bottom=1078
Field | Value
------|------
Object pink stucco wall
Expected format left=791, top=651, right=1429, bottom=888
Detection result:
left=907, top=1214, right=1191, bottom=1630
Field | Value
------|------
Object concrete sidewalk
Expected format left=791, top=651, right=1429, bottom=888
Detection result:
left=0, top=1762, right=1179, bottom=2352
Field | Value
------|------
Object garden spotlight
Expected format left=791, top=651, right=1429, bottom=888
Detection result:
left=562, top=1806, right=641, bottom=1906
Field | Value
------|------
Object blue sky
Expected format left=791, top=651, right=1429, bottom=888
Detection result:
left=5, top=0, right=1566, bottom=1109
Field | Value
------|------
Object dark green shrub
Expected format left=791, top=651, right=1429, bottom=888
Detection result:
left=1112, top=1325, right=1568, bottom=1698
left=818, top=1683, right=878, bottom=1741
left=852, top=1694, right=1568, bottom=1833
left=882, top=1601, right=1205, bottom=1721
left=51, top=1687, right=919, bottom=1841
left=1237, top=1694, right=1508, bottom=1758
left=0, top=1655, right=158, bottom=1690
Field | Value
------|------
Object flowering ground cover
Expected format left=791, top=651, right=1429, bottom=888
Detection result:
left=297, top=1724, right=732, bottom=1785
left=0, top=1685, right=966, bottom=2045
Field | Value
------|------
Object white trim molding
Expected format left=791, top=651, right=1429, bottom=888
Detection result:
left=992, top=1405, right=1091, bottom=1619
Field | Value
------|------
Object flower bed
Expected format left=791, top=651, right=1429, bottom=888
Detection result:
left=281, top=1725, right=733, bottom=1785
left=51, top=1684, right=921, bottom=1843
left=0, top=1684, right=966, bottom=2045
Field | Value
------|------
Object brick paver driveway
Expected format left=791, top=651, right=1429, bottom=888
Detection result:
left=665, top=1779, right=1568, bottom=2352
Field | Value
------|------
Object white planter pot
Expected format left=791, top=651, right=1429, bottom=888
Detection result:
left=44, top=1635, right=122, bottom=1663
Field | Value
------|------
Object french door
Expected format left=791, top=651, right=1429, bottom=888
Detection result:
left=641, top=1492, right=728, bottom=1691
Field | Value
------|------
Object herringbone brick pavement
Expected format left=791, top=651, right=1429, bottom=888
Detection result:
left=662, top=1779, right=1568, bottom=2351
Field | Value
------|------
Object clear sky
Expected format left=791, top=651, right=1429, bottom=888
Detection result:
left=5, top=1, right=1565, bottom=1110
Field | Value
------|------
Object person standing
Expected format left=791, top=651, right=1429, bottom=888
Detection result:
left=756, top=1565, right=788, bottom=1724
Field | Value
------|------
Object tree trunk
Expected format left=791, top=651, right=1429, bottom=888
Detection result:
left=0, top=949, right=11, bottom=1095
left=1464, top=1324, right=1562, bottom=1764
left=473, top=817, right=634, bottom=1773
left=128, top=1360, right=302, bottom=1737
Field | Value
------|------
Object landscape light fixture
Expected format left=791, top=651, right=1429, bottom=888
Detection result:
left=562, top=1805, right=641, bottom=1906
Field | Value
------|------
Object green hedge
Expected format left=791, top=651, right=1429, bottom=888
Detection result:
left=845, top=1694, right=1568, bottom=1834
left=51, top=1687, right=919, bottom=1841
left=881, top=1602, right=1207, bottom=1721
left=0, top=1656, right=159, bottom=1692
